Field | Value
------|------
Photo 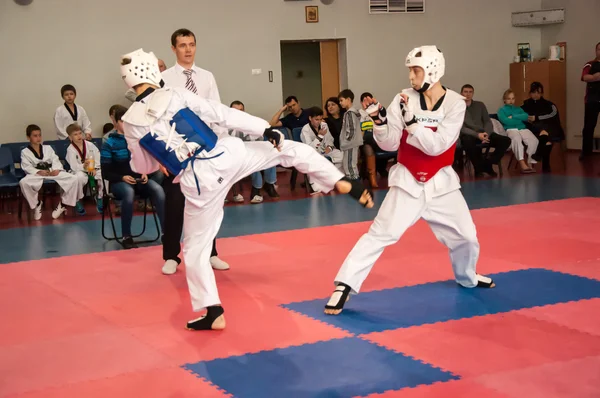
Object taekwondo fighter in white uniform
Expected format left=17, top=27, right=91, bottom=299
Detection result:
left=118, top=49, right=374, bottom=330
left=324, top=45, right=495, bottom=315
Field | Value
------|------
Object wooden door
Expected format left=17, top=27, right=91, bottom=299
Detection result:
left=510, top=63, right=526, bottom=105
left=319, top=41, right=340, bottom=108
left=548, top=61, right=567, bottom=130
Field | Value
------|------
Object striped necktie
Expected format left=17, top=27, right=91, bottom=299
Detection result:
left=183, top=69, right=198, bottom=94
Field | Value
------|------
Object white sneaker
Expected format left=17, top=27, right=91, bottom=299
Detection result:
left=52, top=203, right=67, bottom=219
left=33, top=201, right=43, bottom=220
left=210, top=256, right=230, bottom=270
left=250, top=195, right=263, bottom=204
left=233, top=194, right=244, bottom=202
left=162, top=259, right=178, bottom=275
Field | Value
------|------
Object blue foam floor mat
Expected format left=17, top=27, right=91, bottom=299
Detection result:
left=184, top=337, right=457, bottom=398
left=282, top=269, right=600, bottom=335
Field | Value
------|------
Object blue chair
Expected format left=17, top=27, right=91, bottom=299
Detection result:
left=2, top=142, right=29, bottom=179
left=0, top=147, right=20, bottom=213
left=100, top=177, right=161, bottom=247
left=91, top=137, right=103, bottom=150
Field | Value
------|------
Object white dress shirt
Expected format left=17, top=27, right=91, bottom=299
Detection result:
left=161, top=62, right=225, bottom=135
left=161, top=63, right=221, bottom=102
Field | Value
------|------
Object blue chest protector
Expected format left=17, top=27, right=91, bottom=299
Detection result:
left=139, top=108, right=223, bottom=193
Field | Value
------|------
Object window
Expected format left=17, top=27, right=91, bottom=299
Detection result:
left=369, top=0, right=425, bottom=14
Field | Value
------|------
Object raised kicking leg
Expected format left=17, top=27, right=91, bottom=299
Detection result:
left=241, top=139, right=374, bottom=208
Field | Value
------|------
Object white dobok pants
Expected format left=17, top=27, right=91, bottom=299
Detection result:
left=179, top=137, right=345, bottom=311
left=334, top=186, right=480, bottom=293
left=506, top=128, right=538, bottom=164
left=19, top=172, right=83, bottom=209
left=73, top=170, right=103, bottom=199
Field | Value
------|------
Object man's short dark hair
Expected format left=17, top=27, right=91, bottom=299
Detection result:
left=26, top=124, right=41, bottom=137
left=360, top=92, right=373, bottom=102
left=230, top=100, right=245, bottom=108
left=284, top=96, right=298, bottom=104
left=308, top=106, right=324, bottom=118
left=338, top=89, right=354, bottom=102
left=171, top=28, right=196, bottom=47
left=61, top=84, right=76, bottom=97
left=461, top=84, right=474, bottom=93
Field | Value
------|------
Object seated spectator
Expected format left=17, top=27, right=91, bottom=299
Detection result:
left=54, top=84, right=92, bottom=140
left=459, top=84, right=511, bottom=177
left=521, top=81, right=564, bottom=173
left=338, top=89, right=362, bottom=180
left=498, top=89, right=538, bottom=173
left=102, top=123, right=114, bottom=138
left=360, top=92, right=390, bottom=187
left=269, top=96, right=309, bottom=133
left=101, top=106, right=166, bottom=249
left=324, top=97, right=344, bottom=150
left=19, top=124, right=83, bottom=220
left=228, top=100, right=279, bottom=203
left=66, top=123, right=103, bottom=214
left=300, top=106, right=343, bottom=167
left=103, top=104, right=125, bottom=143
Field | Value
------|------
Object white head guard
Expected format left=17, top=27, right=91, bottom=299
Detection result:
left=405, top=45, right=445, bottom=92
left=120, top=48, right=163, bottom=89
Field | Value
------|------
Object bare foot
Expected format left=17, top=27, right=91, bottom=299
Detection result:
left=211, top=314, right=226, bottom=330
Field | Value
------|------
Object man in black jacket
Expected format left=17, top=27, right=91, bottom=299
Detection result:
left=521, top=82, right=564, bottom=172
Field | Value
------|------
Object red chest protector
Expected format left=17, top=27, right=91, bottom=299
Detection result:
left=397, top=126, right=456, bottom=182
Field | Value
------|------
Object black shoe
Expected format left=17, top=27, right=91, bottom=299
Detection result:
left=377, top=169, right=389, bottom=178
left=122, top=237, right=138, bottom=249
left=263, top=183, right=279, bottom=198
left=484, top=164, right=498, bottom=177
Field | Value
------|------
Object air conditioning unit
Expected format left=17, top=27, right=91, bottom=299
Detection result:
left=511, top=8, right=565, bottom=26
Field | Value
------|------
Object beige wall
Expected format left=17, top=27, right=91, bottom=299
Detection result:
left=541, top=0, right=600, bottom=149
left=0, top=0, right=542, bottom=143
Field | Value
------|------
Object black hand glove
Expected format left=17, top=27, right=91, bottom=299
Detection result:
left=264, top=128, right=284, bottom=148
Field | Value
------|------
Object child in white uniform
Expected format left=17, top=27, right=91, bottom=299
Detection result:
left=54, top=84, right=92, bottom=140
left=65, top=123, right=103, bottom=214
left=19, top=124, right=83, bottom=220
left=324, top=46, right=495, bottom=315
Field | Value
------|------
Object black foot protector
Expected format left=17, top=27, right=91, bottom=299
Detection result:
left=186, top=305, right=225, bottom=330
left=342, top=177, right=373, bottom=208
left=324, top=283, right=352, bottom=315
left=476, top=274, right=496, bottom=288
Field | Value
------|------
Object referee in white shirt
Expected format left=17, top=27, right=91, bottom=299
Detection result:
left=159, top=28, right=230, bottom=275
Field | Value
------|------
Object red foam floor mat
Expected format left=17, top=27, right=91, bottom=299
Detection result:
left=1, top=197, right=599, bottom=397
